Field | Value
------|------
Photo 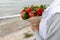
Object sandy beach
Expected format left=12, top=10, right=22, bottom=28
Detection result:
left=0, top=16, right=21, bottom=36
left=0, top=26, right=35, bottom=40
left=0, top=16, right=34, bottom=40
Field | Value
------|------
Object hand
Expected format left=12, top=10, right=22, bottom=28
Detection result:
left=29, top=17, right=41, bottom=32
left=31, top=20, right=40, bottom=32
left=27, top=16, right=41, bottom=32
left=31, top=26, right=39, bottom=32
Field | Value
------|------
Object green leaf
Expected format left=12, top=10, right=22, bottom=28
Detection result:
left=43, top=5, right=47, bottom=9
left=24, top=33, right=33, bottom=38
left=32, top=6, right=39, bottom=11
left=40, top=4, right=47, bottom=9
left=24, top=13, right=29, bottom=20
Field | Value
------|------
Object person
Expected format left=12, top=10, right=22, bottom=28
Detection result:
left=31, top=0, right=60, bottom=40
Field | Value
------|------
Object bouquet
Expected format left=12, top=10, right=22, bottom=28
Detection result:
left=21, top=4, right=46, bottom=20
left=20, top=4, right=47, bottom=27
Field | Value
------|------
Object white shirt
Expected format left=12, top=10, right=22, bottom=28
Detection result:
left=35, top=0, right=60, bottom=40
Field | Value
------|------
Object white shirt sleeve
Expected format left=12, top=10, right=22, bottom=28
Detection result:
left=34, top=30, right=44, bottom=40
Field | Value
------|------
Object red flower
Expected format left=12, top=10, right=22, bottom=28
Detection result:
left=36, top=8, right=44, bottom=16
left=21, top=10, right=24, bottom=14
left=26, top=8, right=32, bottom=13
left=21, top=12, right=25, bottom=19
left=28, top=11, right=35, bottom=18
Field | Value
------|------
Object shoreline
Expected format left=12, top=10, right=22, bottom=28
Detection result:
left=0, top=16, right=22, bottom=37
left=0, top=14, right=20, bottom=19
left=0, top=14, right=31, bottom=37
left=0, top=15, right=23, bottom=24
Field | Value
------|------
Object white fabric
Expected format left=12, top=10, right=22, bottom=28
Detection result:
left=35, top=30, right=43, bottom=40
left=39, top=0, right=60, bottom=39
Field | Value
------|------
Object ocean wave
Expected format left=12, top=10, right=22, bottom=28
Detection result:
left=0, top=14, right=20, bottom=19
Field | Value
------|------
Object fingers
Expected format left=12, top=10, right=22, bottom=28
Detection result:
left=31, top=26, right=39, bottom=32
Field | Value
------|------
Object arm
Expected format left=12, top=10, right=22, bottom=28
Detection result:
left=27, top=16, right=43, bottom=40
left=46, top=13, right=60, bottom=40
left=34, top=30, right=44, bottom=40
left=27, top=16, right=41, bottom=32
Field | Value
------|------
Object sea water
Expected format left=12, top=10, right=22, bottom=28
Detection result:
left=0, top=0, right=54, bottom=19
